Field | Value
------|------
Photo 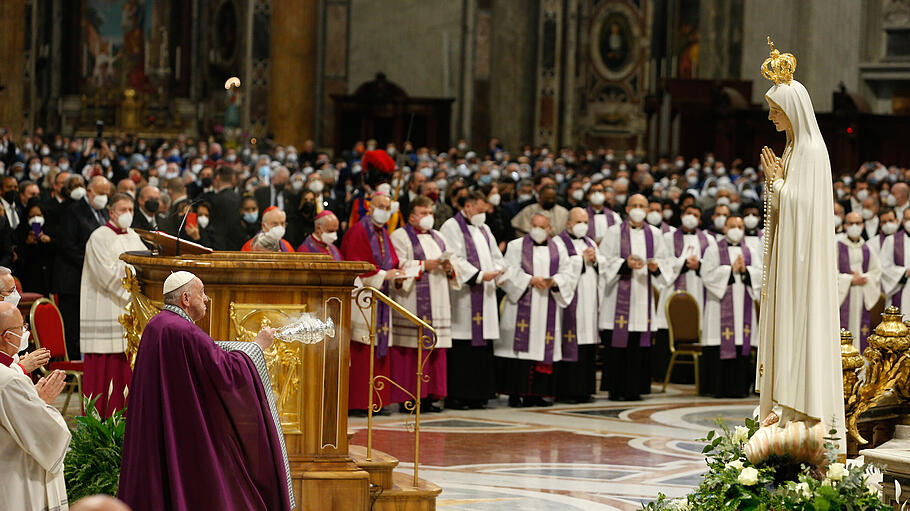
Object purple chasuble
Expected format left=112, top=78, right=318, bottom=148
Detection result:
left=119, top=310, right=293, bottom=511
left=513, top=235, right=560, bottom=363
left=360, top=216, right=396, bottom=356
left=302, top=234, right=342, bottom=260
left=613, top=221, right=654, bottom=349
left=717, top=240, right=753, bottom=360
left=586, top=206, right=615, bottom=240
left=402, top=223, right=447, bottom=324
left=894, top=232, right=906, bottom=309
left=557, top=230, right=596, bottom=362
left=673, top=229, right=710, bottom=291
left=839, top=241, right=871, bottom=350
left=455, top=212, right=493, bottom=346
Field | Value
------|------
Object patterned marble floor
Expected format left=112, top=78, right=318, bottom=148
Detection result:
left=350, top=384, right=758, bottom=510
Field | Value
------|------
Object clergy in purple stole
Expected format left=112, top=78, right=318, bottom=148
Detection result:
left=835, top=212, right=882, bottom=352
left=881, top=212, right=910, bottom=309
left=297, top=211, right=343, bottom=261
left=495, top=214, right=576, bottom=407
left=118, top=272, right=294, bottom=511
left=598, top=195, right=673, bottom=401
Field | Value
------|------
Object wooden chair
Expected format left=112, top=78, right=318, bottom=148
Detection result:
left=662, top=290, right=702, bottom=393
left=29, top=298, right=83, bottom=413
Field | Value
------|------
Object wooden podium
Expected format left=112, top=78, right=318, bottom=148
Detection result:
left=119, top=250, right=374, bottom=511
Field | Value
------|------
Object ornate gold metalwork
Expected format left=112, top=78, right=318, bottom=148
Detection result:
left=229, top=302, right=309, bottom=433
left=840, top=329, right=864, bottom=402
left=845, top=306, right=910, bottom=444
left=119, top=267, right=163, bottom=368
left=761, top=36, right=797, bottom=85
left=354, top=285, right=436, bottom=488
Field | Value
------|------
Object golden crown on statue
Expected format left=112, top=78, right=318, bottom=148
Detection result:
left=761, top=36, right=797, bottom=85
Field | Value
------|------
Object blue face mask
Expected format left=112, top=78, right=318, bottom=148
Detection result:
left=258, top=166, right=270, bottom=179
left=243, top=212, right=259, bottom=224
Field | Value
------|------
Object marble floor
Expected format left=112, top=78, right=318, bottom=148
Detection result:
left=350, top=384, right=758, bottom=510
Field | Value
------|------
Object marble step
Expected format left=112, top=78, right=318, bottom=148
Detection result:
left=372, top=472, right=442, bottom=511
left=349, top=444, right=399, bottom=490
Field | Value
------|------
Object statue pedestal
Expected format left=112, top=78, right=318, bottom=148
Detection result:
left=120, top=251, right=374, bottom=511
left=861, top=422, right=910, bottom=508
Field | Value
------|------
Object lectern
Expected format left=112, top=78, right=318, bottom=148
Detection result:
left=119, top=250, right=374, bottom=511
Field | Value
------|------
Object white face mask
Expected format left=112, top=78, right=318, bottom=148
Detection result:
left=713, top=215, right=728, bottom=230
left=92, top=194, right=108, bottom=210
left=716, top=196, right=730, bottom=206
left=29, top=216, right=45, bottom=226
left=268, top=225, right=286, bottom=240
left=663, top=209, right=674, bottom=220
left=887, top=195, right=897, bottom=207
left=192, top=163, right=203, bottom=173
left=4, top=290, right=20, bottom=309
left=291, top=180, right=304, bottom=191
left=681, top=214, right=699, bottom=230
left=571, top=222, right=588, bottom=238
left=861, top=208, right=875, bottom=220
left=846, top=224, right=864, bottom=239
left=487, top=194, right=501, bottom=207
left=571, top=189, right=585, bottom=201
left=470, top=212, right=486, bottom=227
left=70, top=187, right=86, bottom=201
left=309, top=180, right=324, bottom=193
left=518, top=193, right=533, bottom=202
left=744, top=215, right=760, bottom=230
left=6, top=327, right=28, bottom=352
left=646, top=211, right=662, bottom=226
left=589, top=192, right=605, bottom=207
left=321, top=231, right=338, bottom=245
left=529, top=227, right=548, bottom=243
left=376, top=183, right=392, bottom=195
left=116, top=212, right=134, bottom=230
left=628, top=208, right=646, bottom=224
left=615, top=194, right=627, bottom=205
left=389, top=201, right=400, bottom=215
left=856, top=189, right=870, bottom=202
left=148, top=176, right=160, bottom=188
left=197, top=215, right=210, bottom=229
left=418, top=214, right=435, bottom=231
left=371, top=208, right=392, bottom=225
left=834, top=215, right=843, bottom=228
left=725, top=227, right=744, bottom=244
left=882, top=221, right=899, bottom=235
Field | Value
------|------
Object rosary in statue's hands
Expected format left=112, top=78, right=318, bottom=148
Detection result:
left=760, top=146, right=783, bottom=182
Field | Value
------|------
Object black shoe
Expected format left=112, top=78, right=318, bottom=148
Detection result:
left=421, top=401, right=443, bottom=413
left=445, top=398, right=470, bottom=410
left=399, top=402, right=413, bottom=414
left=467, top=400, right=487, bottom=409
left=522, top=396, right=553, bottom=407
left=348, top=409, right=369, bottom=417
left=508, top=395, right=522, bottom=408
left=376, top=407, right=391, bottom=416
left=573, top=395, right=594, bottom=404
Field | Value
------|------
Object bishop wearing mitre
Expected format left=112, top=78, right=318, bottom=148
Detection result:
left=496, top=213, right=577, bottom=407
left=836, top=212, right=882, bottom=351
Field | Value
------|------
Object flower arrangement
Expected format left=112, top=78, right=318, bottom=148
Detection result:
left=643, top=418, right=888, bottom=511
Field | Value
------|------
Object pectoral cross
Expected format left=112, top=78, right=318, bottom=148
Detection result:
left=722, top=327, right=734, bottom=341
left=743, top=324, right=751, bottom=337
left=516, top=319, right=530, bottom=333
left=564, top=330, right=576, bottom=344
left=380, top=324, right=390, bottom=336
left=861, top=324, right=870, bottom=338
left=615, top=315, right=628, bottom=329
left=545, top=332, right=554, bottom=344
left=422, top=315, right=430, bottom=323
left=473, top=312, right=484, bottom=325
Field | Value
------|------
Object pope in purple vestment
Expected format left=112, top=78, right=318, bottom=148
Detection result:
left=118, top=272, right=294, bottom=511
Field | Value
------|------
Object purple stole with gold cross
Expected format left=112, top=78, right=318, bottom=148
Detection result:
left=839, top=241, right=871, bottom=350
left=361, top=215, right=395, bottom=357
left=612, top=221, right=654, bottom=349
left=402, top=223, right=447, bottom=324
left=893, top=231, right=906, bottom=309
left=673, top=228, right=710, bottom=291
left=513, top=235, right=560, bottom=363
left=586, top=206, right=615, bottom=240
left=717, top=239, right=752, bottom=360
left=557, top=230, right=596, bottom=362
left=454, top=212, right=492, bottom=346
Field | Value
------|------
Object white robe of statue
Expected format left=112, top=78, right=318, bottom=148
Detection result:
left=835, top=237, right=882, bottom=349
left=701, top=240, right=762, bottom=348
left=495, top=237, right=577, bottom=361
left=0, top=364, right=71, bottom=511
left=552, top=233, right=605, bottom=345
left=757, top=78, right=845, bottom=452
left=881, top=230, right=910, bottom=308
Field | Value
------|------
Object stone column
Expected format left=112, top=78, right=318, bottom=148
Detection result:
left=269, top=0, right=318, bottom=148
left=0, top=0, right=26, bottom=136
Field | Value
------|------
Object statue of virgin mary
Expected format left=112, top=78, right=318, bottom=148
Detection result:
left=755, top=38, right=845, bottom=452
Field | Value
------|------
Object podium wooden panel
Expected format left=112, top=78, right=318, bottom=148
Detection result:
left=119, top=251, right=374, bottom=511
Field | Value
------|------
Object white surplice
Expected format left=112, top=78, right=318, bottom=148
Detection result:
left=389, top=228, right=461, bottom=349
left=587, top=207, right=622, bottom=244
left=598, top=223, right=673, bottom=332
left=881, top=230, right=910, bottom=308
left=0, top=364, right=71, bottom=511
left=552, top=233, right=603, bottom=345
left=835, top=237, right=882, bottom=349
left=656, top=229, right=716, bottom=329
left=700, top=240, right=762, bottom=348
left=495, top=237, right=577, bottom=361
left=80, top=225, right=148, bottom=354
left=440, top=213, right=505, bottom=340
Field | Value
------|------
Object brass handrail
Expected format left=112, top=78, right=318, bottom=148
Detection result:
left=354, top=285, right=437, bottom=489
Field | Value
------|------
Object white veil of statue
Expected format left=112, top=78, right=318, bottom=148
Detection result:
left=756, top=40, right=845, bottom=452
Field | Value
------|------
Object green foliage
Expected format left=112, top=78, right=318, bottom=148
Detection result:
left=63, top=396, right=126, bottom=502
left=642, top=417, right=888, bottom=511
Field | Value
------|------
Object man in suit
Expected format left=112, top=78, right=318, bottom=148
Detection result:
left=0, top=176, right=21, bottom=231
left=253, top=166, right=293, bottom=216
left=131, top=185, right=166, bottom=231
left=208, top=166, right=244, bottom=250
left=47, top=175, right=110, bottom=359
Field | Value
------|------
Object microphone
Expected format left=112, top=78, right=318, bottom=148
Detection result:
left=175, top=197, right=204, bottom=257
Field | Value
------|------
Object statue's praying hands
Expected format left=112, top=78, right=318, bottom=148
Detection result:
left=760, top=146, right=783, bottom=182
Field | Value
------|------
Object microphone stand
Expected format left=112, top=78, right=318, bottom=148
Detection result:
left=175, top=197, right=203, bottom=257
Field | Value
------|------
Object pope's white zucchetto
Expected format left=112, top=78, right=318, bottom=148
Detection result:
left=163, top=271, right=197, bottom=294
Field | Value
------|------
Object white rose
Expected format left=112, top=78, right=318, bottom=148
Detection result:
left=733, top=426, right=750, bottom=444
left=827, top=462, right=847, bottom=482
left=737, top=466, right=759, bottom=486
left=669, top=498, right=692, bottom=511
left=795, top=482, right=812, bottom=499
left=726, top=460, right=744, bottom=472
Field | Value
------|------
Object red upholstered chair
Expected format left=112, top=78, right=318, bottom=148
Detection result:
left=13, top=275, right=44, bottom=320
left=29, top=298, right=83, bottom=413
